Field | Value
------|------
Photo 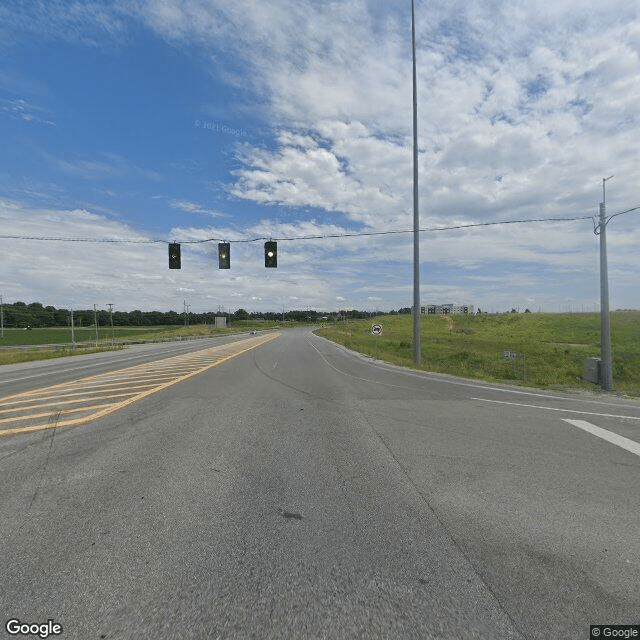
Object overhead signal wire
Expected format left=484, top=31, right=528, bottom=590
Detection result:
left=0, top=213, right=610, bottom=245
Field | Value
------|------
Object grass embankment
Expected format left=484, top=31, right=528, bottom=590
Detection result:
left=0, top=320, right=288, bottom=365
left=316, top=312, right=640, bottom=395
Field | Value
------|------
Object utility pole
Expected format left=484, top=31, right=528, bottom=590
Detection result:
left=597, top=176, right=614, bottom=391
left=107, top=303, right=114, bottom=345
left=411, top=0, right=421, bottom=363
left=184, top=300, right=191, bottom=327
left=94, top=304, right=99, bottom=345
left=70, top=308, right=75, bottom=348
left=1, top=295, right=4, bottom=339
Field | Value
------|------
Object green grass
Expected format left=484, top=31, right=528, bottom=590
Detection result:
left=0, top=326, right=162, bottom=346
left=0, top=345, right=124, bottom=365
left=316, top=312, right=640, bottom=396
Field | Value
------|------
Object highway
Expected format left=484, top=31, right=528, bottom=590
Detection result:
left=1, top=328, right=639, bottom=639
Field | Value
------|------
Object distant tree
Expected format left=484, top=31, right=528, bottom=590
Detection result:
left=234, top=308, right=249, bottom=321
left=165, top=311, right=181, bottom=325
left=54, top=308, right=69, bottom=326
left=524, top=308, right=531, bottom=313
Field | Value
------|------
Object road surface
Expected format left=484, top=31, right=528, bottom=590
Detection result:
left=1, top=328, right=639, bottom=639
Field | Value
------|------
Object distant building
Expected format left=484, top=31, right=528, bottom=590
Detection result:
left=422, top=304, right=473, bottom=316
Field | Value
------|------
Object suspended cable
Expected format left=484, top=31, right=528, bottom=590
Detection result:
left=0, top=214, right=599, bottom=244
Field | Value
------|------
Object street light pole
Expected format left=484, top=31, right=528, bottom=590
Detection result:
left=598, top=176, right=614, bottom=391
left=411, top=0, right=421, bottom=364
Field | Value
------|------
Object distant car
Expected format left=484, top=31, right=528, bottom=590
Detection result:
left=250, top=330, right=257, bottom=334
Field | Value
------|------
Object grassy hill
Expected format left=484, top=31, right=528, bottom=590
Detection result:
left=316, top=312, right=640, bottom=396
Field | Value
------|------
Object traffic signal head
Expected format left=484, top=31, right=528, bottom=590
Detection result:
left=168, top=243, right=181, bottom=269
left=264, top=241, right=277, bottom=268
left=218, top=242, right=230, bottom=269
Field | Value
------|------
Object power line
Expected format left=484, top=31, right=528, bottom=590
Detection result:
left=593, top=205, right=640, bottom=235
left=0, top=236, right=164, bottom=243
left=0, top=214, right=602, bottom=245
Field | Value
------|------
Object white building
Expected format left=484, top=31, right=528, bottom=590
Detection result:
left=423, top=304, right=474, bottom=316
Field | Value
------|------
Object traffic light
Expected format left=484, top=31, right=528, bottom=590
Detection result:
left=264, top=241, right=277, bottom=268
left=168, top=243, right=181, bottom=269
left=218, top=242, right=230, bottom=269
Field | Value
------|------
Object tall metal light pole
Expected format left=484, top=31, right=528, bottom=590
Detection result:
left=598, top=176, right=614, bottom=391
left=411, top=0, right=421, bottom=363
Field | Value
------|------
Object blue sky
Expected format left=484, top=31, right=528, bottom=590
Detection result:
left=0, top=0, right=638, bottom=314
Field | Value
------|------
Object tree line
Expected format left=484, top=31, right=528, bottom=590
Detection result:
left=1, top=302, right=412, bottom=328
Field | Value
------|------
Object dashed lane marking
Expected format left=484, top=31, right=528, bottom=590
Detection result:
left=0, top=332, right=280, bottom=436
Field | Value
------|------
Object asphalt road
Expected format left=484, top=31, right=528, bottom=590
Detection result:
left=1, top=328, right=639, bottom=639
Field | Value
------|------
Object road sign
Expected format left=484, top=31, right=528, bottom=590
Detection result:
left=371, top=324, right=383, bottom=335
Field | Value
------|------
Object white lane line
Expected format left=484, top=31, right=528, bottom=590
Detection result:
left=471, top=397, right=640, bottom=421
left=562, top=419, right=640, bottom=457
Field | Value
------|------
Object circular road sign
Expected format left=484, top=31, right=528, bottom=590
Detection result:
left=371, top=324, right=383, bottom=335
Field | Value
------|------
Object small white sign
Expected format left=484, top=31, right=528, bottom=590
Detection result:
left=371, top=324, right=383, bottom=335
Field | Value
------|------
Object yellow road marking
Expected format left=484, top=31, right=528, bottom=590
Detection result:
left=0, top=391, right=142, bottom=416
left=0, top=383, right=160, bottom=408
left=0, top=403, right=115, bottom=424
left=0, top=332, right=279, bottom=436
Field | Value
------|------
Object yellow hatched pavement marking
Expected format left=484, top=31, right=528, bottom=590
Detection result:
left=0, top=403, right=116, bottom=424
left=0, top=332, right=280, bottom=436
left=0, top=392, right=139, bottom=417
left=0, top=382, right=164, bottom=409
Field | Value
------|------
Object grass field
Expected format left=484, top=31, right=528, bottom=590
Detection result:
left=316, top=311, right=640, bottom=396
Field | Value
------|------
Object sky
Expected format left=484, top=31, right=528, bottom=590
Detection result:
left=0, top=0, right=638, bottom=314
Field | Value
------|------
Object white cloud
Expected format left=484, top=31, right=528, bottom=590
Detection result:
left=169, top=199, right=224, bottom=217
left=42, top=151, right=162, bottom=182
left=0, top=203, right=625, bottom=313
left=0, top=97, right=55, bottom=125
